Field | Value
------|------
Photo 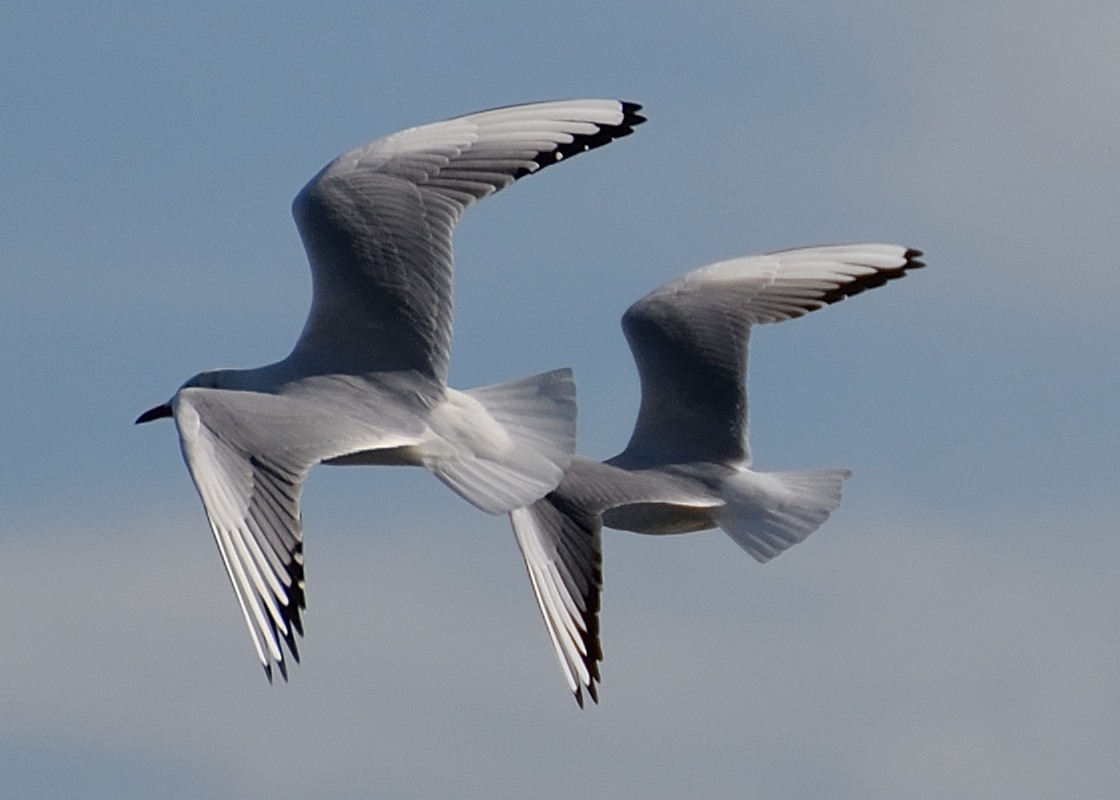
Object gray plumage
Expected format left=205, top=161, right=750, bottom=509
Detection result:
left=510, top=244, right=924, bottom=705
left=136, top=99, right=646, bottom=681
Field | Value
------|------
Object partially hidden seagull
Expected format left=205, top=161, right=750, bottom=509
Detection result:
left=509, top=243, right=924, bottom=705
left=136, top=99, right=646, bottom=681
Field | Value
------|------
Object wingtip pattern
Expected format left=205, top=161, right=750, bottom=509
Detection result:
left=573, top=671, right=601, bottom=708
left=816, top=245, right=925, bottom=306
left=520, top=100, right=646, bottom=178
left=510, top=497, right=603, bottom=707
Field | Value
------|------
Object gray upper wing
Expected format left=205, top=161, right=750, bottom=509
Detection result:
left=619, top=244, right=923, bottom=466
left=289, top=99, right=645, bottom=382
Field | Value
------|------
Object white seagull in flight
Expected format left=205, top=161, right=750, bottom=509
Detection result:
left=508, top=243, right=924, bottom=705
left=136, top=99, right=646, bottom=681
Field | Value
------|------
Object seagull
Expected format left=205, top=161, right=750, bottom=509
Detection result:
left=135, top=99, right=646, bottom=681
left=508, top=243, right=924, bottom=705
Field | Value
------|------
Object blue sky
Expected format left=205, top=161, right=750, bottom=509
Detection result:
left=3, top=1, right=1118, bottom=797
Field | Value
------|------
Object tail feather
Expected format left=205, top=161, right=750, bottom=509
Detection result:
left=428, top=369, right=577, bottom=514
left=716, top=468, right=851, bottom=562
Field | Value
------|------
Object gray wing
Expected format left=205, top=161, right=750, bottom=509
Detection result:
left=509, top=457, right=727, bottom=704
left=173, top=389, right=311, bottom=681
left=510, top=493, right=603, bottom=706
left=289, top=99, right=645, bottom=382
left=172, top=380, right=430, bottom=680
left=620, top=244, right=924, bottom=466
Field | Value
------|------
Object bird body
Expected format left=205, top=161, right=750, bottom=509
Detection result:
left=137, top=99, right=645, bottom=679
left=510, top=244, right=925, bottom=704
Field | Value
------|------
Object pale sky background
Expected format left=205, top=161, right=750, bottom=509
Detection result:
left=3, top=2, right=1119, bottom=798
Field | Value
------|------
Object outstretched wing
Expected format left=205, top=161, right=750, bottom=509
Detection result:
left=510, top=494, right=603, bottom=707
left=620, top=244, right=924, bottom=466
left=173, top=389, right=310, bottom=681
left=290, top=99, right=646, bottom=383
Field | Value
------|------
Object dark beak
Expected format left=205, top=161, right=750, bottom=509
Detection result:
left=135, top=403, right=173, bottom=424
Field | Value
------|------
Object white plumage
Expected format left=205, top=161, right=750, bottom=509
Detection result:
left=510, top=244, right=924, bottom=705
left=136, top=100, right=646, bottom=680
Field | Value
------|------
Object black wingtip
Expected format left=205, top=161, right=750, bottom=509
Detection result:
left=525, top=100, right=647, bottom=177
left=904, top=247, right=926, bottom=270
left=571, top=678, right=601, bottom=708
left=817, top=246, right=927, bottom=306
left=620, top=100, right=647, bottom=130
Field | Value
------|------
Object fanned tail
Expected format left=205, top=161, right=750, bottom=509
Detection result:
left=716, top=468, right=852, bottom=562
left=428, top=369, right=577, bottom=514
